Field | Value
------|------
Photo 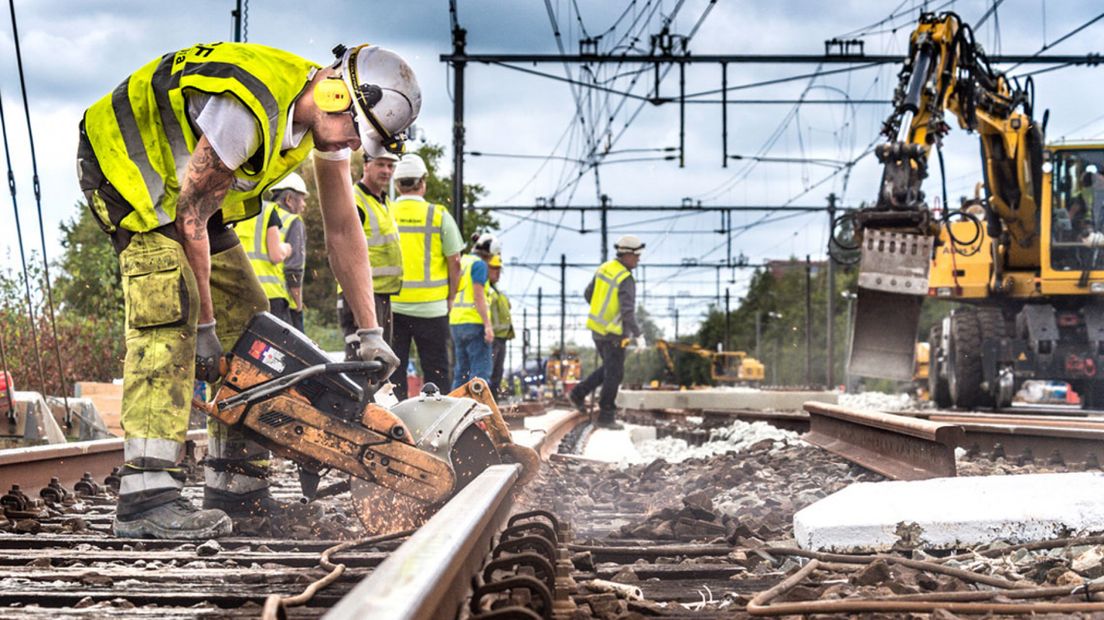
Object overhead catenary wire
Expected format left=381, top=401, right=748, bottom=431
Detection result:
left=7, top=0, right=72, bottom=421
left=0, top=87, right=48, bottom=398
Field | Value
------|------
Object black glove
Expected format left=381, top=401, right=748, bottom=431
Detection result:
left=195, top=321, right=223, bottom=383
left=356, top=327, right=400, bottom=379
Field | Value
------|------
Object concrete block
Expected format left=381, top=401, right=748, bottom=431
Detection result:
left=794, top=472, right=1104, bottom=552
left=618, top=388, right=837, bottom=412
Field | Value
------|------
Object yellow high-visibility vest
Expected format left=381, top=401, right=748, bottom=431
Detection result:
left=450, top=254, right=486, bottom=325
left=83, top=42, right=318, bottom=233
left=391, top=196, right=449, bottom=304
left=586, top=259, right=631, bottom=336
left=338, top=186, right=403, bottom=296
left=233, top=201, right=290, bottom=303
left=489, top=285, right=514, bottom=339
left=275, top=205, right=301, bottom=310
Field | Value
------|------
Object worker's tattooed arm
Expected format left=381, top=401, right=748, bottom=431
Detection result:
left=175, top=135, right=236, bottom=324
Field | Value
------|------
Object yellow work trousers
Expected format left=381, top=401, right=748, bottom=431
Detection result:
left=118, top=231, right=269, bottom=515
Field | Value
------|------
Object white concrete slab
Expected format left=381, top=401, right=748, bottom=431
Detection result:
left=579, top=425, right=656, bottom=463
left=617, top=388, right=837, bottom=412
left=794, top=472, right=1104, bottom=552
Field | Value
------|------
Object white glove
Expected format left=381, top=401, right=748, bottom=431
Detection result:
left=356, top=327, right=400, bottom=379
left=634, top=335, right=647, bottom=349
left=195, top=321, right=222, bottom=383
left=1086, top=231, right=1104, bottom=248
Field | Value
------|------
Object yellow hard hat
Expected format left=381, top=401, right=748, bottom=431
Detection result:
left=488, top=254, right=503, bottom=268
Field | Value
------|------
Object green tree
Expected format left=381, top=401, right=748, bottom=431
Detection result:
left=54, top=204, right=123, bottom=321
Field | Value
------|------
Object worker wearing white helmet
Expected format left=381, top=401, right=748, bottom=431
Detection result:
left=450, top=233, right=502, bottom=388
left=569, top=234, right=646, bottom=429
left=77, top=41, right=418, bottom=539
left=388, top=153, right=466, bottom=398
left=269, top=172, right=310, bottom=331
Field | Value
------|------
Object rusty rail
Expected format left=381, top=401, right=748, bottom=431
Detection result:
left=803, top=402, right=963, bottom=480
left=0, top=429, right=206, bottom=492
left=925, top=413, right=1104, bottom=466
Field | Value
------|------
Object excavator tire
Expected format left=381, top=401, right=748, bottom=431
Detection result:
left=948, top=308, right=989, bottom=409
left=929, top=323, right=952, bottom=408
left=976, top=307, right=1009, bottom=407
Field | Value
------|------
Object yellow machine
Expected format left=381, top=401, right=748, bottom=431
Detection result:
left=545, top=352, right=582, bottom=386
left=656, top=340, right=765, bottom=385
left=844, top=11, right=1104, bottom=408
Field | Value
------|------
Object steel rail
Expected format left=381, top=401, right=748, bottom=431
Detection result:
left=327, top=406, right=583, bottom=618
left=803, top=402, right=963, bottom=480
left=929, top=414, right=1104, bottom=466
left=325, top=464, right=521, bottom=620
left=0, top=429, right=206, bottom=492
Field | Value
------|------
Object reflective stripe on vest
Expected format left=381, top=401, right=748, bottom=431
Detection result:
left=490, top=285, right=515, bottom=339
left=275, top=205, right=302, bottom=310
left=392, top=197, right=450, bottom=303
left=355, top=186, right=403, bottom=294
left=83, top=43, right=319, bottom=233
left=585, top=259, right=631, bottom=336
left=450, top=254, right=484, bottom=325
left=233, top=202, right=290, bottom=303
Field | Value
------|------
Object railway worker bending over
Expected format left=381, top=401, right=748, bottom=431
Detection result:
left=77, top=42, right=416, bottom=539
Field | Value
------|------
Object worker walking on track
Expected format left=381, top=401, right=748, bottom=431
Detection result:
left=338, top=152, right=403, bottom=360
left=569, top=235, right=646, bottom=429
left=233, top=177, right=296, bottom=324
left=450, top=234, right=500, bottom=389
left=271, top=173, right=309, bottom=332
left=77, top=42, right=415, bottom=539
left=389, top=154, right=464, bottom=399
left=487, top=255, right=515, bottom=397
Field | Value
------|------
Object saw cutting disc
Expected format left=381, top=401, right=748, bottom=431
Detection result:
left=351, top=422, right=501, bottom=535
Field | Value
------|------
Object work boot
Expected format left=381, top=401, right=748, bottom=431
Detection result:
left=203, top=487, right=306, bottom=536
left=595, top=418, right=624, bottom=430
left=569, top=389, right=588, bottom=414
left=113, top=497, right=232, bottom=540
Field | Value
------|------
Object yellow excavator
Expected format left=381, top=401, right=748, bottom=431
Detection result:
left=843, top=12, right=1104, bottom=408
left=655, top=340, right=765, bottom=385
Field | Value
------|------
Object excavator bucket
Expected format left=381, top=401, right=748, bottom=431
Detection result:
left=848, top=229, right=932, bottom=381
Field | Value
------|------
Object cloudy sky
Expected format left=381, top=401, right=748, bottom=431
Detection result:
left=1, top=0, right=1102, bottom=353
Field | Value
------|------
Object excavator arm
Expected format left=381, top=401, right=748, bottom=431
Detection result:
left=847, top=11, right=1044, bottom=381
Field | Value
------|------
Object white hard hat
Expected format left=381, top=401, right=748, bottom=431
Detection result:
left=614, top=234, right=645, bottom=255
left=336, top=44, right=422, bottom=159
left=270, top=172, right=308, bottom=196
left=474, top=233, right=502, bottom=256
left=394, top=154, right=428, bottom=180
left=366, top=151, right=400, bottom=163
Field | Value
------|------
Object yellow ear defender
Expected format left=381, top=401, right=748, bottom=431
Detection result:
left=315, top=44, right=407, bottom=155
left=313, top=76, right=351, bottom=113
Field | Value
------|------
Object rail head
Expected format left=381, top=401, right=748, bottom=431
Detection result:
left=804, top=402, right=964, bottom=446
left=325, top=463, right=521, bottom=620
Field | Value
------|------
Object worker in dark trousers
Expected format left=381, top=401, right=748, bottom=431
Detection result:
left=569, top=235, right=645, bottom=429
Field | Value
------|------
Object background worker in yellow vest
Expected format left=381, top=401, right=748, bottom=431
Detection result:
left=337, top=151, right=402, bottom=359
left=76, top=42, right=414, bottom=539
left=569, top=235, right=646, bottom=429
left=270, top=173, right=309, bottom=332
left=233, top=189, right=294, bottom=323
left=487, top=255, right=515, bottom=397
left=389, top=154, right=464, bottom=399
left=450, top=234, right=500, bottom=389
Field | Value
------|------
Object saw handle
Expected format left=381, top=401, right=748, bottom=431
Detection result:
left=215, top=360, right=387, bottom=411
